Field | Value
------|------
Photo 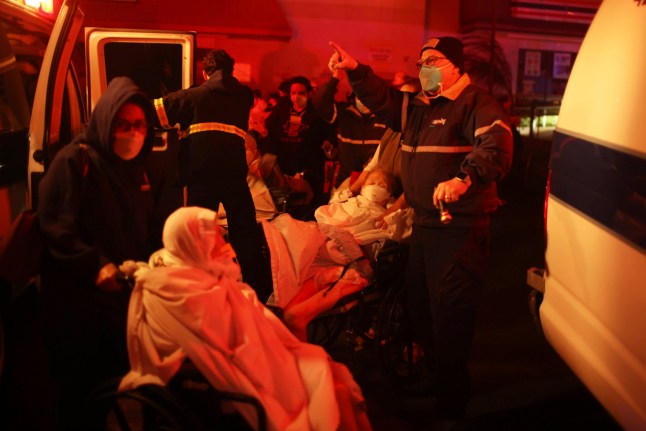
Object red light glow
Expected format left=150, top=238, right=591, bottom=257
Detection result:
left=40, top=0, right=54, bottom=14
left=22, top=0, right=54, bottom=15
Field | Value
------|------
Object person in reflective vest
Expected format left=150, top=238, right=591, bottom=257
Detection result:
left=154, top=49, right=271, bottom=301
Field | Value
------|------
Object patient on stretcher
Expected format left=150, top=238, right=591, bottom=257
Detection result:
left=315, top=167, right=410, bottom=249
left=262, top=168, right=412, bottom=340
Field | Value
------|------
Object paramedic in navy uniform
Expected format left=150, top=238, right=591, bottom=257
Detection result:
left=329, top=37, right=513, bottom=428
left=154, top=49, right=271, bottom=301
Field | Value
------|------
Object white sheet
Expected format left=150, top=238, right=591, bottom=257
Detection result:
left=119, top=207, right=372, bottom=431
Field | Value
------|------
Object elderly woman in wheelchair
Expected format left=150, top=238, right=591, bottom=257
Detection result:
left=113, top=207, right=372, bottom=431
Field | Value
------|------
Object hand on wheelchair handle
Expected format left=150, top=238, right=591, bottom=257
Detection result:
left=96, top=263, right=122, bottom=292
left=116, top=260, right=148, bottom=290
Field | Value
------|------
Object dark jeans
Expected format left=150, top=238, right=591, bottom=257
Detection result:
left=405, top=224, right=490, bottom=419
left=187, top=179, right=272, bottom=303
left=40, top=280, right=131, bottom=431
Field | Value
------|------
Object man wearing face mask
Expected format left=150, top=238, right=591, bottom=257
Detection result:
left=153, top=49, right=272, bottom=303
left=263, top=75, right=337, bottom=212
left=329, top=38, right=513, bottom=428
left=313, top=66, right=387, bottom=190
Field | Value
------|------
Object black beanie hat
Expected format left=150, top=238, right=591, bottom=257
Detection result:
left=420, top=37, right=464, bottom=71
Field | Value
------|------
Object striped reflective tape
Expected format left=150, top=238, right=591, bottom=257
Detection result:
left=337, top=135, right=381, bottom=145
left=401, top=144, right=472, bottom=153
left=187, top=122, right=246, bottom=140
left=153, top=98, right=170, bottom=129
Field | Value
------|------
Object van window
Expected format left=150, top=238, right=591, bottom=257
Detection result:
left=550, top=131, right=646, bottom=252
left=103, top=42, right=184, bottom=99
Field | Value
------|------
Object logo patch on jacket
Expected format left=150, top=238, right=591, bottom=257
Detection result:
left=431, top=118, right=447, bottom=126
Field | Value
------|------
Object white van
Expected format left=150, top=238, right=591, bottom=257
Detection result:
left=527, top=1, right=646, bottom=429
left=0, top=0, right=194, bottom=229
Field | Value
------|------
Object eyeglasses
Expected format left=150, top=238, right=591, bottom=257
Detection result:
left=114, top=119, right=147, bottom=133
left=415, top=56, right=447, bottom=70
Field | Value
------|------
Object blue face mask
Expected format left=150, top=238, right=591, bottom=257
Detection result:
left=418, top=64, right=450, bottom=93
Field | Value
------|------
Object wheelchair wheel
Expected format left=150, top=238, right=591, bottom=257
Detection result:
left=167, top=360, right=262, bottom=431
left=307, top=307, right=348, bottom=350
left=374, top=279, right=427, bottom=386
left=89, top=381, right=204, bottom=431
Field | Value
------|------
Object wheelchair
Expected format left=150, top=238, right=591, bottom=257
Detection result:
left=305, top=240, right=428, bottom=386
left=88, top=360, right=266, bottom=431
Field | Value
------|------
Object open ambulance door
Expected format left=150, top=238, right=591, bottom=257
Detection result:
left=84, top=28, right=195, bottom=150
left=27, top=0, right=85, bottom=210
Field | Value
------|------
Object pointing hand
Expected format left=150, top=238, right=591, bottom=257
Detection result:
left=328, top=41, right=358, bottom=71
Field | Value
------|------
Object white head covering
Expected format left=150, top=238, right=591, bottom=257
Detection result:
left=122, top=206, right=370, bottom=431
left=159, top=206, right=241, bottom=281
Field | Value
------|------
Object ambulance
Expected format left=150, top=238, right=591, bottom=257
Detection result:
left=0, top=0, right=194, bottom=230
left=528, top=1, right=646, bottom=429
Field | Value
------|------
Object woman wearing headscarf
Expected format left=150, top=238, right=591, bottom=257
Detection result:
left=120, top=206, right=372, bottom=431
left=37, top=77, right=162, bottom=430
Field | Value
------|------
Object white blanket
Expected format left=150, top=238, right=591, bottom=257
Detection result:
left=119, top=207, right=372, bottom=431
left=316, top=195, right=412, bottom=244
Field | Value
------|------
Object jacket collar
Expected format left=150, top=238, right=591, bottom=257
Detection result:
left=415, top=73, right=471, bottom=104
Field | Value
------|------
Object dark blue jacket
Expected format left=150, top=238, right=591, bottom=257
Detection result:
left=347, top=64, right=513, bottom=227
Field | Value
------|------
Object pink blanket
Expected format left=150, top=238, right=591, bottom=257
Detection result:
left=119, top=207, right=372, bottom=431
left=261, top=214, right=373, bottom=341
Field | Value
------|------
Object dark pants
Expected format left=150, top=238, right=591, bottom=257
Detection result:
left=40, top=272, right=131, bottom=431
left=187, top=172, right=272, bottom=303
left=304, top=164, right=328, bottom=211
left=405, top=224, right=490, bottom=420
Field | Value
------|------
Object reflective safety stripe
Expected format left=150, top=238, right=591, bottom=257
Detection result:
left=153, top=98, right=246, bottom=141
left=475, top=119, right=512, bottom=137
left=337, top=134, right=381, bottom=145
left=401, top=144, right=472, bottom=153
left=154, top=98, right=171, bottom=129
left=187, top=122, right=247, bottom=140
